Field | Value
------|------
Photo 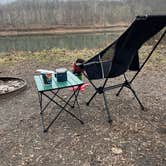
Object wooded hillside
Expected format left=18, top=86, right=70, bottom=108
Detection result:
left=0, top=0, right=165, bottom=29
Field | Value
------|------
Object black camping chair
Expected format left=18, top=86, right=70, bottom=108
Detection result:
left=82, top=15, right=166, bottom=123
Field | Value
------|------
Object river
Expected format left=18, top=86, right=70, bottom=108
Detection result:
left=0, top=32, right=121, bottom=53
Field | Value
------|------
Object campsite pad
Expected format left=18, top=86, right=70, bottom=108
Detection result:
left=0, top=45, right=166, bottom=165
left=0, top=77, right=27, bottom=97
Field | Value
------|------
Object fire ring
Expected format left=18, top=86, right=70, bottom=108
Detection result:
left=0, top=77, right=27, bottom=98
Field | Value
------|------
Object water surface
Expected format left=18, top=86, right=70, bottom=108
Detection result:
left=0, top=32, right=121, bottom=53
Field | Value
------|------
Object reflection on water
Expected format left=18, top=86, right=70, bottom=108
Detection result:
left=0, top=30, right=165, bottom=53
left=0, top=32, right=121, bottom=53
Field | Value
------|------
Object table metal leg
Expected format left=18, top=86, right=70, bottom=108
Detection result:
left=40, top=91, right=58, bottom=114
left=38, top=92, right=46, bottom=132
left=74, top=89, right=83, bottom=122
left=50, top=90, right=74, bottom=108
left=41, top=89, right=83, bottom=132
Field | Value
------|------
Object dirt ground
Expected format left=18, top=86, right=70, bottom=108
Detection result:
left=0, top=47, right=166, bottom=166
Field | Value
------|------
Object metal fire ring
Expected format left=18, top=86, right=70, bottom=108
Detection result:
left=0, top=77, right=27, bottom=98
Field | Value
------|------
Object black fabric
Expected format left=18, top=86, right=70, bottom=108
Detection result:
left=84, top=15, right=166, bottom=80
left=83, top=53, right=104, bottom=79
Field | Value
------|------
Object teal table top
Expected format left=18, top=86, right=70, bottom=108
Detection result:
left=34, top=71, right=83, bottom=92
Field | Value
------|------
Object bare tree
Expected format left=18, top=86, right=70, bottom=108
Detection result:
left=0, top=0, right=165, bottom=29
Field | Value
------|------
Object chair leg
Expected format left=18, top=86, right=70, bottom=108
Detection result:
left=86, top=91, right=98, bottom=106
left=128, top=85, right=144, bottom=110
left=116, top=74, right=128, bottom=96
left=115, top=76, right=144, bottom=110
left=103, top=92, right=112, bottom=123
left=116, top=84, right=124, bottom=96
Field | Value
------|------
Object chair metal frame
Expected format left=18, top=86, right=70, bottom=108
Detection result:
left=83, top=30, right=165, bottom=123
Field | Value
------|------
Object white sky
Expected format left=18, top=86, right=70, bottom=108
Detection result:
left=0, top=0, right=122, bottom=3
left=0, top=0, right=16, bottom=4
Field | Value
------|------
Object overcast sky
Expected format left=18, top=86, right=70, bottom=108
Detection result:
left=0, top=0, right=122, bottom=3
left=0, top=0, right=16, bottom=4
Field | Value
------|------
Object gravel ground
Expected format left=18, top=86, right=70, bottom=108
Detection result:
left=0, top=48, right=166, bottom=166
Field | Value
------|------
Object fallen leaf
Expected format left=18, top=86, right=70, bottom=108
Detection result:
left=112, top=147, right=123, bottom=154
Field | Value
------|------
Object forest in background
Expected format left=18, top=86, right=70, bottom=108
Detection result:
left=0, top=0, right=165, bottom=29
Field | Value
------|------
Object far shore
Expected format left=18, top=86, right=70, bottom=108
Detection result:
left=0, top=25, right=127, bottom=37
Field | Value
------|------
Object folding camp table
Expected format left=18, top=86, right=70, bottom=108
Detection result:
left=34, top=71, right=84, bottom=132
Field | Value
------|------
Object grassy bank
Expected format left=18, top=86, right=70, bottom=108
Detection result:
left=0, top=45, right=166, bottom=69
left=0, top=48, right=98, bottom=67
